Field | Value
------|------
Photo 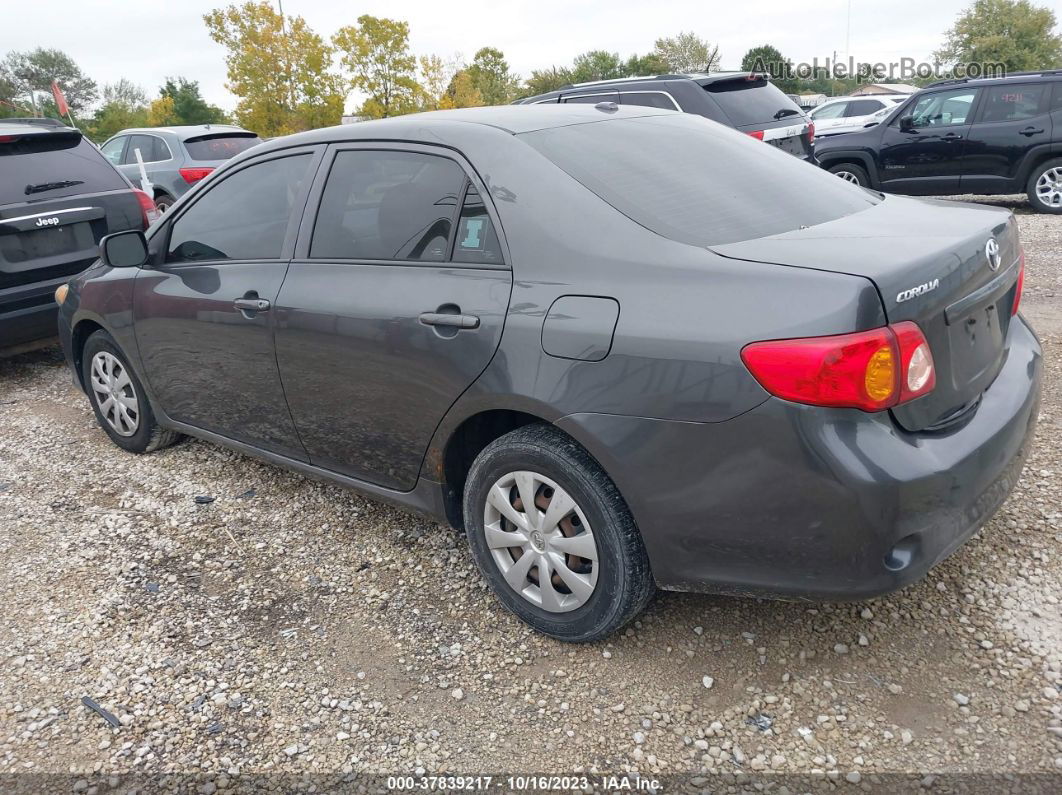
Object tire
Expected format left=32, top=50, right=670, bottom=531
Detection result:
left=1026, top=158, right=1062, bottom=214
left=154, top=194, right=175, bottom=214
left=828, top=163, right=870, bottom=187
left=82, top=330, right=182, bottom=454
left=463, top=424, right=653, bottom=642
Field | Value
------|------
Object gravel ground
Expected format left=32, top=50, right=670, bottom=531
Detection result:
left=0, top=196, right=1060, bottom=791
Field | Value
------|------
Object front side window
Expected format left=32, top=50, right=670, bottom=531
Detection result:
left=310, top=150, right=466, bottom=262
left=905, top=88, right=977, bottom=128
left=811, top=102, right=847, bottom=120
left=977, top=84, right=1047, bottom=123
left=100, top=136, right=125, bottom=165
left=123, top=134, right=168, bottom=164
left=166, top=153, right=312, bottom=263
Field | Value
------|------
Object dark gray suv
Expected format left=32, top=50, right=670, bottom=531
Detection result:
left=57, top=105, right=1040, bottom=641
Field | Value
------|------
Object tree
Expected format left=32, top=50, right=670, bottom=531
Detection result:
left=160, top=77, right=228, bottom=125
left=653, top=32, right=721, bottom=73
left=523, top=66, right=574, bottom=97
left=625, top=53, right=669, bottom=76
left=333, top=15, right=420, bottom=119
left=84, top=80, right=149, bottom=142
left=419, top=54, right=459, bottom=111
left=570, top=50, right=626, bottom=83
left=204, top=1, right=343, bottom=136
left=147, top=96, right=179, bottom=126
left=2, top=48, right=98, bottom=114
left=466, top=47, right=519, bottom=105
left=741, top=44, right=799, bottom=93
left=936, top=0, right=1062, bottom=72
left=440, top=69, right=483, bottom=109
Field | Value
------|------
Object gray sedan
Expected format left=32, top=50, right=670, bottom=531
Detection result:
left=59, top=105, right=1040, bottom=641
left=99, top=124, right=260, bottom=213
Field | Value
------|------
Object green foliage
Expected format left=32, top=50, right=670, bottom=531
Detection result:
left=571, top=51, right=626, bottom=83
left=2, top=48, right=98, bottom=114
left=83, top=80, right=149, bottom=142
left=160, top=78, right=229, bottom=125
left=334, top=15, right=421, bottom=119
left=524, top=66, right=574, bottom=96
left=441, top=69, right=484, bottom=109
left=204, top=1, right=343, bottom=135
left=653, top=32, right=721, bottom=74
left=741, top=45, right=800, bottom=93
left=936, top=0, right=1062, bottom=72
left=466, top=47, right=520, bottom=105
left=519, top=49, right=668, bottom=99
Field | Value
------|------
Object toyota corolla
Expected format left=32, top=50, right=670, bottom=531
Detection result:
left=56, top=105, right=1041, bottom=641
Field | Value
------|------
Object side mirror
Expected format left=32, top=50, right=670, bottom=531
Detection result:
left=100, top=230, right=149, bottom=268
left=899, top=115, right=917, bottom=133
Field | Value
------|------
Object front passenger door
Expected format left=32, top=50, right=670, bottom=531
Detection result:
left=133, top=148, right=322, bottom=460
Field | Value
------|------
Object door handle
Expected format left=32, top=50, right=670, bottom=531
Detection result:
left=419, top=312, right=479, bottom=329
left=942, top=132, right=963, bottom=140
left=1020, top=127, right=1044, bottom=136
left=233, top=297, right=271, bottom=313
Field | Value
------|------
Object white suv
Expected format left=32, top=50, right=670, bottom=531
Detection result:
left=810, top=96, right=906, bottom=137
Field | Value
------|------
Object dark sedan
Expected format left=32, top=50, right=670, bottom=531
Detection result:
left=56, top=105, right=1040, bottom=641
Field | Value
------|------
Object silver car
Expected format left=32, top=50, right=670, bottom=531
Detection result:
left=99, top=125, right=261, bottom=213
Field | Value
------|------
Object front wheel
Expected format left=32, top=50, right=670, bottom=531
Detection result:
left=1027, top=158, right=1062, bottom=214
left=463, top=424, right=654, bottom=642
left=828, top=163, right=870, bottom=187
left=82, top=330, right=182, bottom=454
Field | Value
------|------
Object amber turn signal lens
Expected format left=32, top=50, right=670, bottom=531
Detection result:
left=864, top=346, right=896, bottom=402
left=54, top=284, right=69, bottom=305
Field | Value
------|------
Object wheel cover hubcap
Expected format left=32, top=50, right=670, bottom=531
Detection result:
left=1035, top=167, right=1062, bottom=208
left=483, top=471, right=599, bottom=613
left=835, top=170, right=861, bottom=184
left=90, top=351, right=139, bottom=437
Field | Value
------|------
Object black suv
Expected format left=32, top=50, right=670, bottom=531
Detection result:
left=815, top=70, right=1062, bottom=213
left=1, top=118, right=153, bottom=351
left=516, top=72, right=816, bottom=161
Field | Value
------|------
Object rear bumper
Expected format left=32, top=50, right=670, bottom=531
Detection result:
left=557, top=316, right=1042, bottom=600
left=0, top=278, right=63, bottom=349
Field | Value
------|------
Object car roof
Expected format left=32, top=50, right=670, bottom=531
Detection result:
left=253, top=104, right=677, bottom=152
left=925, top=69, right=1062, bottom=90
left=111, top=124, right=254, bottom=140
left=516, top=71, right=769, bottom=103
left=0, top=118, right=79, bottom=136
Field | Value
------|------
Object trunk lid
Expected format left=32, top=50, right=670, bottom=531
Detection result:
left=713, top=195, right=1022, bottom=431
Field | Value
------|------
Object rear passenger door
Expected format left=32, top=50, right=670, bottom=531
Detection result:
left=274, top=145, right=512, bottom=490
left=961, top=82, right=1053, bottom=193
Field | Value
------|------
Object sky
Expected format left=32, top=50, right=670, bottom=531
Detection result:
left=2, top=0, right=1056, bottom=114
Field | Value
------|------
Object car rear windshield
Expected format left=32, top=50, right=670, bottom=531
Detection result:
left=0, top=131, right=127, bottom=205
left=182, top=133, right=261, bottom=161
left=705, top=78, right=803, bottom=127
left=521, top=113, right=880, bottom=247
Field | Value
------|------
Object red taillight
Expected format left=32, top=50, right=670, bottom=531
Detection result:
left=741, top=322, right=935, bottom=412
left=132, top=189, right=158, bottom=229
left=179, top=166, right=214, bottom=185
left=0, top=135, right=19, bottom=143
left=746, top=130, right=765, bottom=141
left=1012, top=248, right=1025, bottom=316
left=807, top=122, right=815, bottom=143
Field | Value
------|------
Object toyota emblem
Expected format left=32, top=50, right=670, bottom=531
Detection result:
left=985, top=238, right=1001, bottom=271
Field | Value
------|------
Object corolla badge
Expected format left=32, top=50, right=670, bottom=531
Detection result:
left=896, top=278, right=940, bottom=303
left=985, top=238, right=1001, bottom=271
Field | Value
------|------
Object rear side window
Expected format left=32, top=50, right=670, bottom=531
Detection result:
left=182, top=133, right=261, bottom=161
left=0, top=132, right=127, bottom=205
left=563, top=92, right=619, bottom=104
left=846, top=99, right=883, bottom=116
left=978, top=84, right=1048, bottom=123
left=522, top=113, right=879, bottom=247
left=311, top=150, right=467, bottom=262
left=453, top=184, right=504, bottom=265
left=621, top=92, right=679, bottom=110
left=811, top=103, right=847, bottom=119
left=705, top=79, right=802, bottom=126
left=166, top=153, right=312, bottom=263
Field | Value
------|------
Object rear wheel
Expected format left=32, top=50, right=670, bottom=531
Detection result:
left=154, top=193, right=175, bottom=214
left=1027, top=159, right=1062, bottom=214
left=828, top=163, right=870, bottom=187
left=82, top=330, right=182, bottom=454
left=463, top=424, right=653, bottom=642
